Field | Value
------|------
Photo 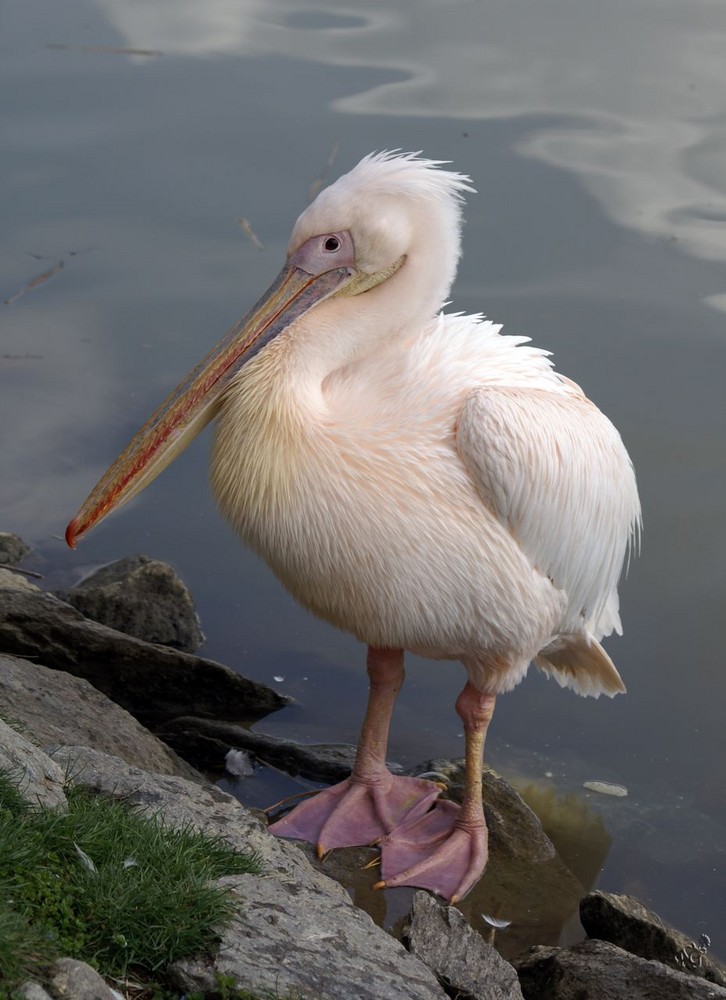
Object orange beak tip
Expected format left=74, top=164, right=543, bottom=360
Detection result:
left=65, top=519, right=80, bottom=550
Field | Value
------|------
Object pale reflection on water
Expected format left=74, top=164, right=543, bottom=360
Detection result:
left=2, top=0, right=725, bottom=958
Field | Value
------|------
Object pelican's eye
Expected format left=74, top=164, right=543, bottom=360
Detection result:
left=324, top=236, right=341, bottom=252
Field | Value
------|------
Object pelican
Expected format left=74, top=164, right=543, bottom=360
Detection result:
left=66, top=151, right=640, bottom=903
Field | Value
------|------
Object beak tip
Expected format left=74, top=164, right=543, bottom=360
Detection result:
left=65, top=518, right=80, bottom=550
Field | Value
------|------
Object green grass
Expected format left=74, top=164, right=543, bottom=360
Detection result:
left=0, top=768, right=263, bottom=997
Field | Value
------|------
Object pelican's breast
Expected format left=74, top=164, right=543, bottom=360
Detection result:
left=210, top=329, right=563, bottom=659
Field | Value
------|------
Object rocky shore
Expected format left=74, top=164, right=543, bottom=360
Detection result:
left=1, top=531, right=724, bottom=1000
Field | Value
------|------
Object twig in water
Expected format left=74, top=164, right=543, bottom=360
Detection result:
left=4, top=261, right=64, bottom=305
left=237, top=218, right=266, bottom=252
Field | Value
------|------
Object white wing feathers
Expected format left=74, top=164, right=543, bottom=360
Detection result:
left=456, top=385, right=641, bottom=644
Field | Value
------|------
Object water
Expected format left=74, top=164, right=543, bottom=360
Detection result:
left=2, top=0, right=725, bottom=958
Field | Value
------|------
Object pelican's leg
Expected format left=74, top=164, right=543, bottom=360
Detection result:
left=268, top=647, right=442, bottom=854
left=377, top=682, right=495, bottom=903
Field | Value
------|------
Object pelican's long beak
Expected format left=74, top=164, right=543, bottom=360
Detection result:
left=65, top=261, right=355, bottom=548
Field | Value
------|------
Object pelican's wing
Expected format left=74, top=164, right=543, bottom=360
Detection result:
left=456, top=384, right=640, bottom=638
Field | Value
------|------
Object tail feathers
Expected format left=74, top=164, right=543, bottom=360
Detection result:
left=534, top=632, right=626, bottom=699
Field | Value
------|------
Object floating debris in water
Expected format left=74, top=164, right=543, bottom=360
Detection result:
left=225, top=748, right=254, bottom=777
left=482, top=914, right=512, bottom=929
left=4, top=260, right=64, bottom=305
left=237, top=217, right=266, bottom=252
left=583, top=780, right=628, bottom=797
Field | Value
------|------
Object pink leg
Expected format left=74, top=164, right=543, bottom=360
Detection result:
left=377, top=682, right=496, bottom=902
left=269, top=647, right=442, bottom=854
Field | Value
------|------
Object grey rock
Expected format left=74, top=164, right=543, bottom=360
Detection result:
left=0, top=718, right=67, bottom=810
left=65, top=555, right=204, bottom=652
left=170, top=874, right=448, bottom=1000
left=0, top=653, right=202, bottom=782
left=0, top=567, right=39, bottom=592
left=49, top=958, right=117, bottom=1000
left=405, top=892, right=523, bottom=999
left=0, top=531, right=31, bottom=566
left=0, top=587, right=287, bottom=722
left=580, top=890, right=726, bottom=987
left=516, top=939, right=726, bottom=1000
left=18, top=984, right=54, bottom=1000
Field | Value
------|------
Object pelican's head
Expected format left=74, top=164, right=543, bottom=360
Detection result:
left=65, top=152, right=474, bottom=547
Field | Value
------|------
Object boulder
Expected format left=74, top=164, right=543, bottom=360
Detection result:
left=580, top=890, right=726, bottom=987
left=0, top=654, right=201, bottom=782
left=0, top=718, right=67, bottom=811
left=515, top=939, right=726, bottom=1000
left=64, top=555, right=204, bottom=652
left=48, top=958, right=118, bottom=1000
left=405, top=891, right=523, bottom=999
left=0, top=587, right=287, bottom=723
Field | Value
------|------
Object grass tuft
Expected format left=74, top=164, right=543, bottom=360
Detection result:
left=0, top=770, right=261, bottom=995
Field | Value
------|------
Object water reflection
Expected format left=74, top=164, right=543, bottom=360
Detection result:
left=93, top=0, right=726, bottom=271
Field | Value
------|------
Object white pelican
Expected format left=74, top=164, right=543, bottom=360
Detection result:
left=66, top=151, right=641, bottom=903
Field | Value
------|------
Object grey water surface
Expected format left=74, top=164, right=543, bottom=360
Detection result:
left=2, top=0, right=725, bottom=957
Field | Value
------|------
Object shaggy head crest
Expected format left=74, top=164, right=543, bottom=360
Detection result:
left=337, top=150, right=476, bottom=205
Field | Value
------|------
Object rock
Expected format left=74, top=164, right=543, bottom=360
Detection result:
left=50, top=745, right=447, bottom=1000
left=0, top=532, right=31, bottom=566
left=580, top=890, right=726, bottom=987
left=159, top=715, right=392, bottom=779
left=18, top=984, right=54, bottom=1000
left=65, top=555, right=204, bottom=652
left=0, top=568, right=40, bottom=592
left=515, top=939, right=726, bottom=1000
left=0, top=654, right=202, bottom=782
left=171, top=875, right=448, bottom=1000
left=49, top=957, right=117, bottom=1000
left=0, top=718, right=67, bottom=811
left=0, top=587, right=288, bottom=723
left=405, top=891, right=524, bottom=999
